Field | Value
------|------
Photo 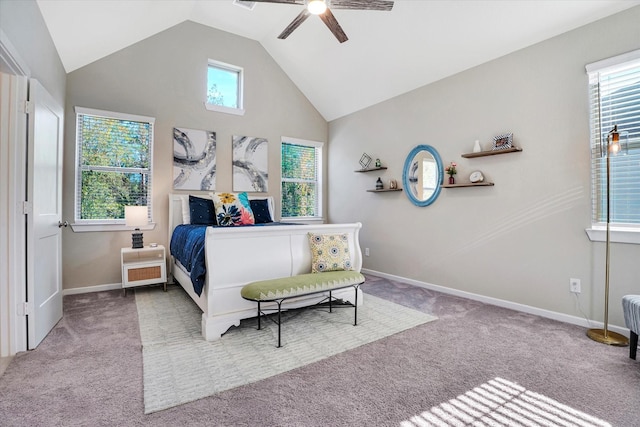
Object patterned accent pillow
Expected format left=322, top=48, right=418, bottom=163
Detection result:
left=210, top=192, right=255, bottom=226
left=189, top=195, right=216, bottom=225
left=307, top=233, right=353, bottom=273
left=249, top=199, right=273, bottom=224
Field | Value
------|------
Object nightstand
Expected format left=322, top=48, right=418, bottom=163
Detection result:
left=121, top=245, right=167, bottom=296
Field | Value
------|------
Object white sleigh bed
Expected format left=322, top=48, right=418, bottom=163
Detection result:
left=168, top=194, right=364, bottom=341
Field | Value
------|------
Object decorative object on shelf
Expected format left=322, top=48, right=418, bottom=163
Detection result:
left=376, top=177, right=383, bottom=190
left=492, top=133, right=513, bottom=151
left=473, top=140, right=482, bottom=153
left=359, top=153, right=372, bottom=169
left=587, top=125, right=629, bottom=347
left=469, top=170, right=484, bottom=183
left=389, top=179, right=397, bottom=189
left=445, top=161, right=457, bottom=184
left=125, top=206, right=148, bottom=249
left=375, top=158, right=381, bottom=167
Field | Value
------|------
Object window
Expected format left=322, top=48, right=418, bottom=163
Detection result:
left=74, top=107, right=154, bottom=228
left=586, top=49, right=640, bottom=243
left=281, top=138, right=323, bottom=219
left=205, top=59, right=245, bottom=116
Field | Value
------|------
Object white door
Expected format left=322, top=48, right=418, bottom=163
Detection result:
left=26, top=79, right=64, bottom=349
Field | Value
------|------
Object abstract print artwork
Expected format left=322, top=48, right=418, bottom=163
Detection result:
left=232, top=135, right=268, bottom=192
left=173, top=127, right=217, bottom=190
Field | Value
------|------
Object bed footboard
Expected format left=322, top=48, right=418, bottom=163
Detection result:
left=168, top=194, right=363, bottom=341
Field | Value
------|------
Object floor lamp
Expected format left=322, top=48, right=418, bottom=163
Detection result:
left=587, top=125, right=629, bottom=346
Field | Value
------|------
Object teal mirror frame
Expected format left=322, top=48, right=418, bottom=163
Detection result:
left=402, top=145, right=443, bottom=207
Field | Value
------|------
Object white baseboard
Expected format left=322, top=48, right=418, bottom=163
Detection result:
left=361, top=268, right=630, bottom=337
left=63, top=283, right=122, bottom=296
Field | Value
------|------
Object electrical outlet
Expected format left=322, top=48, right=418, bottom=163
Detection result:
left=570, top=278, right=581, bottom=293
left=365, top=248, right=370, bottom=257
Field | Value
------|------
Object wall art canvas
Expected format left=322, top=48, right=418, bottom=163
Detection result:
left=173, top=127, right=217, bottom=190
left=232, top=135, right=268, bottom=192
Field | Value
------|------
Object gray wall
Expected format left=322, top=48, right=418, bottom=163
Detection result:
left=0, top=0, right=66, bottom=104
left=327, top=6, right=640, bottom=328
left=63, top=21, right=327, bottom=290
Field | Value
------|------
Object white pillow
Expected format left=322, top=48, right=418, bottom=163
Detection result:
left=180, top=195, right=190, bottom=224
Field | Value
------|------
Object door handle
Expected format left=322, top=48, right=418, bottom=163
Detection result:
left=58, top=220, right=69, bottom=228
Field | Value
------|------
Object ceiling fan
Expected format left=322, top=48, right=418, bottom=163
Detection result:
left=240, top=0, right=394, bottom=43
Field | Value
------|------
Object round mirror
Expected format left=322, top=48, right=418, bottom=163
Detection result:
left=402, top=145, right=443, bottom=207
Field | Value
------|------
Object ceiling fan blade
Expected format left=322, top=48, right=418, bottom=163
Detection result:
left=278, top=10, right=311, bottom=39
left=244, top=0, right=305, bottom=5
left=319, top=8, right=348, bottom=43
left=330, top=0, right=394, bottom=11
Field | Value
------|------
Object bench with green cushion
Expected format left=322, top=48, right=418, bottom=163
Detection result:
left=241, top=270, right=365, bottom=347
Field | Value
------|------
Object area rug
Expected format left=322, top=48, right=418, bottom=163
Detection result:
left=135, top=286, right=437, bottom=414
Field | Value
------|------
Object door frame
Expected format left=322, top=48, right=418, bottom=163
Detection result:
left=0, top=29, right=30, bottom=356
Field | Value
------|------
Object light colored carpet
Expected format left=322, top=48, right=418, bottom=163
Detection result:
left=135, top=286, right=437, bottom=414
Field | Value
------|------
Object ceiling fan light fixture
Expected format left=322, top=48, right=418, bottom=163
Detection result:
left=307, top=0, right=327, bottom=15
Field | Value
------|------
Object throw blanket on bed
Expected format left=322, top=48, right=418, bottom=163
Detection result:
left=170, top=223, right=300, bottom=296
left=170, top=225, right=208, bottom=296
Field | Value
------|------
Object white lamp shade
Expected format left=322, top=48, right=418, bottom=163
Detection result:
left=125, top=206, right=148, bottom=228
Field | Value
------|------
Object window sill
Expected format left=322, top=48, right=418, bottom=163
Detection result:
left=585, top=226, right=640, bottom=244
left=70, top=223, right=157, bottom=233
left=281, top=217, right=325, bottom=225
left=204, top=103, right=245, bottom=116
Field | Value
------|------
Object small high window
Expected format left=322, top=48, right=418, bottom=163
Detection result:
left=205, top=59, right=245, bottom=116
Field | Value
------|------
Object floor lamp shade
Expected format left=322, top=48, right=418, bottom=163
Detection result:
left=125, top=206, right=148, bottom=249
left=587, top=126, right=629, bottom=346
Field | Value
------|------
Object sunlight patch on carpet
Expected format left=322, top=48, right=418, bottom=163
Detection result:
left=401, top=377, right=611, bottom=427
left=136, top=286, right=437, bottom=414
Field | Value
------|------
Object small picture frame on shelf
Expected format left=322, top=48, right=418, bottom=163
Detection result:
left=359, top=153, right=372, bottom=169
left=492, top=133, right=513, bottom=151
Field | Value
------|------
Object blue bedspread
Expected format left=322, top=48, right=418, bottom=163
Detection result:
left=170, top=225, right=208, bottom=296
left=170, top=222, right=299, bottom=296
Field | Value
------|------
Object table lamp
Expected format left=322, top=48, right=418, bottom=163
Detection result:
left=125, top=206, right=148, bottom=249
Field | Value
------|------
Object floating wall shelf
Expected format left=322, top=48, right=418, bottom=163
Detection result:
left=366, top=188, right=403, bottom=193
left=355, top=167, right=388, bottom=172
left=461, top=147, right=522, bottom=158
left=442, top=182, right=495, bottom=188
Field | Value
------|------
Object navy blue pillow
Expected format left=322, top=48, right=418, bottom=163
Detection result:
left=189, top=195, right=217, bottom=225
left=249, top=199, right=273, bottom=224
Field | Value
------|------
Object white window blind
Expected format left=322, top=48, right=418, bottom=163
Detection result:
left=587, top=50, right=640, bottom=226
left=74, top=107, right=154, bottom=223
left=281, top=139, right=323, bottom=218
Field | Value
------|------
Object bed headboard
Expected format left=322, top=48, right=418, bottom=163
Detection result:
left=168, top=193, right=276, bottom=236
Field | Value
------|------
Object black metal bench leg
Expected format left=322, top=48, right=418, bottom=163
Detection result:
left=329, top=291, right=333, bottom=312
left=631, top=331, right=638, bottom=360
left=257, top=301, right=261, bottom=330
left=277, top=300, right=283, bottom=348
left=354, top=285, right=358, bottom=326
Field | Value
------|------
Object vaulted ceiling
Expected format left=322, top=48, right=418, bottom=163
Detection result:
left=37, top=0, right=640, bottom=121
